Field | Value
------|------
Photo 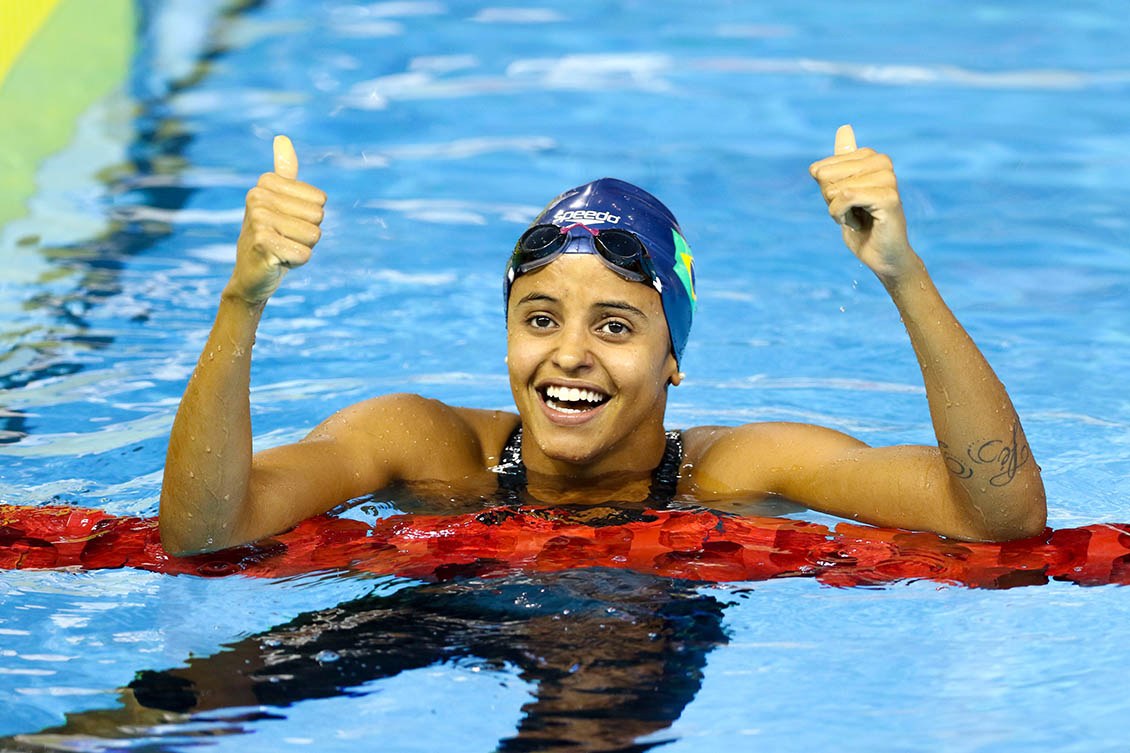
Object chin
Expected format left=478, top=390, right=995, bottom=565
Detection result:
left=534, top=431, right=606, bottom=467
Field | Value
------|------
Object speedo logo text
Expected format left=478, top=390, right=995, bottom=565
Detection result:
left=552, top=209, right=621, bottom=224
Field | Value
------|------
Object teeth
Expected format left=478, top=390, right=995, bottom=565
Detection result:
left=545, top=385, right=606, bottom=404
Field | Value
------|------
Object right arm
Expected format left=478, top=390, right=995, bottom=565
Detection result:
left=160, top=138, right=512, bottom=555
left=160, top=135, right=331, bottom=554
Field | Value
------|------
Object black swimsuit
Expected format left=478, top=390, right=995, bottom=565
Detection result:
left=493, top=426, right=684, bottom=507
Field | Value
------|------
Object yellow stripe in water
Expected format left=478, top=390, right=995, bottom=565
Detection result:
left=0, top=0, right=134, bottom=230
left=0, top=0, right=62, bottom=87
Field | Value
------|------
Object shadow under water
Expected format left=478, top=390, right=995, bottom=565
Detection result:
left=8, top=570, right=729, bottom=752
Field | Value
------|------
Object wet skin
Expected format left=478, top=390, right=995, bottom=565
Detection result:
left=506, top=254, right=681, bottom=491
left=160, top=129, right=1046, bottom=553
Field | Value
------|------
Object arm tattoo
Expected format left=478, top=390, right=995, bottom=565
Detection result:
left=940, top=423, right=1031, bottom=488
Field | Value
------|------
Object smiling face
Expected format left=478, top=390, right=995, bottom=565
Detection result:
left=506, top=254, right=681, bottom=479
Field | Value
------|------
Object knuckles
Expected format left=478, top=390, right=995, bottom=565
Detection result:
left=245, top=205, right=273, bottom=226
left=245, top=185, right=269, bottom=207
left=249, top=226, right=278, bottom=249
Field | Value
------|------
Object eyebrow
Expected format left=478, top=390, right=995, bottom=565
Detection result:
left=594, top=301, right=648, bottom=318
left=514, top=292, right=649, bottom=320
left=516, top=292, right=558, bottom=306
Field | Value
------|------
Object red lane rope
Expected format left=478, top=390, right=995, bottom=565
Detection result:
left=2, top=504, right=1128, bottom=588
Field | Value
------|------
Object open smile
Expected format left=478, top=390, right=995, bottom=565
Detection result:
left=538, top=384, right=610, bottom=416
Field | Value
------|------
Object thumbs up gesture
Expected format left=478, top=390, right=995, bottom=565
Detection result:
left=809, top=125, right=915, bottom=283
left=226, top=136, right=328, bottom=304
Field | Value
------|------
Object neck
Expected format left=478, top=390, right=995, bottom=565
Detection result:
left=519, top=422, right=670, bottom=504
left=524, top=466, right=656, bottom=505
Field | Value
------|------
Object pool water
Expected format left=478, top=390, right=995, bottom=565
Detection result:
left=2, top=1, right=1130, bottom=750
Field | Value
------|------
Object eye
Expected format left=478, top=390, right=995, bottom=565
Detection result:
left=527, top=314, right=555, bottom=330
left=597, top=320, right=631, bottom=337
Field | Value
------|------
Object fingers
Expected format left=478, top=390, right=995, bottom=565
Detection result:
left=246, top=139, right=325, bottom=266
left=228, top=137, right=327, bottom=303
left=250, top=176, right=326, bottom=223
left=258, top=227, right=315, bottom=269
left=826, top=186, right=900, bottom=231
left=246, top=202, right=322, bottom=247
left=810, top=151, right=895, bottom=188
left=807, top=126, right=903, bottom=234
left=834, top=124, right=857, bottom=154
left=274, top=135, right=299, bottom=180
left=819, top=170, right=897, bottom=232
left=805, top=126, right=912, bottom=269
left=268, top=135, right=326, bottom=205
left=809, top=148, right=897, bottom=224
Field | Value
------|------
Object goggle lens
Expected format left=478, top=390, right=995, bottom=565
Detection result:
left=591, top=229, right=643, bottom=265
left=512, top=224, right=654, bottom=284
left=518, top=224, right=568, bottom=257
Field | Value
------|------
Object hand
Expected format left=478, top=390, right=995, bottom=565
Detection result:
left=226, top=135, right=328, bottom=304
left=809, top=125, right=916, bottom=282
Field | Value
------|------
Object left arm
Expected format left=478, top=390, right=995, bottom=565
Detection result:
left=689, top=126, right=1045, bottom=539
left=804, top=125, right=1045, bottom=540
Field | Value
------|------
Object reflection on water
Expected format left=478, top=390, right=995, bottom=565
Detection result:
left=12, top=571, right=728, bottom=752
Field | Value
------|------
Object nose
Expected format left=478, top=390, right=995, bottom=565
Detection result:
left=551, top=321, right=593, bottom=372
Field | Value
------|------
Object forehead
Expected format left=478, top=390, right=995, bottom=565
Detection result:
left=507, top=254, right=665, bottom=315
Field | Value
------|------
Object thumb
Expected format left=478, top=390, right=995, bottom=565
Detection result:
left=834, top=124, right=857, bottom=155
left=273, top=135, right=299, bottom=180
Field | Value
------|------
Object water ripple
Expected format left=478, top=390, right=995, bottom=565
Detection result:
left=342, top=52, right=675, bottom=109
left=710, top=375, right=925, bottom=394
left=110, top=206, right=243, bottom=225
left=0, top=413, right=171, bottom=458
left=470, top=8, right=564, bottom=24
left=327, top=136, right=556, bottom=167
left=363, top=198, right=540, bottom=225
left=695, top=57, right=1130, bottom=90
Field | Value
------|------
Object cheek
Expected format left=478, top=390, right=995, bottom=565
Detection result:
left=505, top=334, right=540, bottom=380
left=608, top=350, right=669, bottom=393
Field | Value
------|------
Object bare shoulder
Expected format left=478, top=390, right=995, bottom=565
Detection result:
left=306, top=393, right=520, bottom=480
left=217, top=394, right=519, bottom=549
left=681, top=422, right=867, bottom=495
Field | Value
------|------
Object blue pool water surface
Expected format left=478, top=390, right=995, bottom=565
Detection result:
left=2, top=1, right=1130, bottom=750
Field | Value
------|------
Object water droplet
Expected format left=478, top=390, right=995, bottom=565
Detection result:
left=314, top=650, right=341, bottom=664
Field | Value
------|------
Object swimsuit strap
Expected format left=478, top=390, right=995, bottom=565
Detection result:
left=650, top=429, right=684, bottom=503
left=494, top=425, right=528, bottom=504
left=493, top=426, right=683, bottom=506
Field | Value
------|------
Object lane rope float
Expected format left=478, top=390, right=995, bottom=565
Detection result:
left=3, top=503, right=1129, bottom=588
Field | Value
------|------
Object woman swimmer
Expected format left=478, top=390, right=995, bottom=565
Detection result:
left=158, top=125, right=1046, bottom=555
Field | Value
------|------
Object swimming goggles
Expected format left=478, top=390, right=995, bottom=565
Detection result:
left=508, top=223, right=661, bottom=290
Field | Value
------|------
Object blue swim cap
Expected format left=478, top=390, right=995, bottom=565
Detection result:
left=505, top=178, right=696, bottom=364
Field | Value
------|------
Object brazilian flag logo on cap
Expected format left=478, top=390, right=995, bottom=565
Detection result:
left=672, top=230, right=696, bottom=313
